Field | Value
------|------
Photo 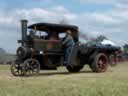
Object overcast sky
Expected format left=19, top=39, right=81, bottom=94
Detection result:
left=0, top=0, right=128, bottom=53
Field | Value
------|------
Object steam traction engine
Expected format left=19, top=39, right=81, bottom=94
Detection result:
left=10, top=20, right=119, bottom=76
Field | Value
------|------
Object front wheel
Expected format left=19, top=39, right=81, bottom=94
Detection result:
left=91, top=53, right=108, bottom=73
left=23, top=58, right=40, bottom=76
left=10, top=61, right=24, bottom=76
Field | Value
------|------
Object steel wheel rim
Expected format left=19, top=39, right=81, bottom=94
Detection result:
left=23, top=59, right=40, bottom=76
left=11, top=63, right=24, bottom=76
left=98, top=56, right=108, bottom=72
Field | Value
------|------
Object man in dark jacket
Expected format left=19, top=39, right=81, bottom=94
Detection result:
left=62, top=30, right=75, bottom=65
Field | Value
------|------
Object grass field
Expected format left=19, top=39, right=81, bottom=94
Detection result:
left=0, top=62, right=128, bottom=96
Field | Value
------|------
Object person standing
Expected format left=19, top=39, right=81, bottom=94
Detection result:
left=62, top=30, right=75, bottom=65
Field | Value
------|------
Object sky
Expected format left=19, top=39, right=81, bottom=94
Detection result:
left=0, top=0, right=128, bottom=53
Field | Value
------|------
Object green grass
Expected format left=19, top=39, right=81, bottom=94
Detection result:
left=0, top=62, right=128, bottom=96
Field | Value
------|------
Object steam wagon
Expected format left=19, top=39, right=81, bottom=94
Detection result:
left=10, top=20, right=119, bottom=76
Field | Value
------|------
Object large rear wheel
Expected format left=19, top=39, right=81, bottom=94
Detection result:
left=91, top=53, right=108, bottom=72
left=66, top=65, right=83, bottom=73
left=66, top=56, right=83, bottom=73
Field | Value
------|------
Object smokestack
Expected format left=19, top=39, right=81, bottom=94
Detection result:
left=21, top=20, right=28, bottom=46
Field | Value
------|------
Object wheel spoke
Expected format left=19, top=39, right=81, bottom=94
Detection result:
left=11, top=63, right=24, bottom=76
left=97, top=56, right=108, bottom=72
left=23, top=58, right=40, bottom=76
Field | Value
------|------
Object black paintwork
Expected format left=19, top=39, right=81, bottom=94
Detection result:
left=28, top=23, right=78, bottom=32
left=16, top=20, right=120, bottom=70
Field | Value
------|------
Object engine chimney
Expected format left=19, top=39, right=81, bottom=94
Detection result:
left=21, top=20, right=28, bottom=46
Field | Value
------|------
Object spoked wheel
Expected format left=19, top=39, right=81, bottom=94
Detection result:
left=91, top=53, right=108, bottom=73
left=10, top=61, right=24, bottom=76
left=23, top=58, right=40, bottom=76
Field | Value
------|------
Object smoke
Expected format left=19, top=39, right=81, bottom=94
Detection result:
left=79, top=31, right=96, bottom=41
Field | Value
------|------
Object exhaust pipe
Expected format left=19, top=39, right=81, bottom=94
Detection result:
left=21, top=20, right=28, bottom=46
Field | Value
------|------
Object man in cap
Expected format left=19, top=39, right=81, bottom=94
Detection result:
left=62, top=30, right=75, bottom=65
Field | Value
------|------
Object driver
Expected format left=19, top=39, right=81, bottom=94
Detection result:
left=62, top=30, right=75, bottom=66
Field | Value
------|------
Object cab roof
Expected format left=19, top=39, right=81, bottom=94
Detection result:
left=28, top=23, right=78, bottom=33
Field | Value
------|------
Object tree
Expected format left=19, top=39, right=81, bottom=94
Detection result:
left=95, top=35, right=108, bottom=42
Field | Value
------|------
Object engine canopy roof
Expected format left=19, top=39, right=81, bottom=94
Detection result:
left=28, top=23, right=78, bottom=33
